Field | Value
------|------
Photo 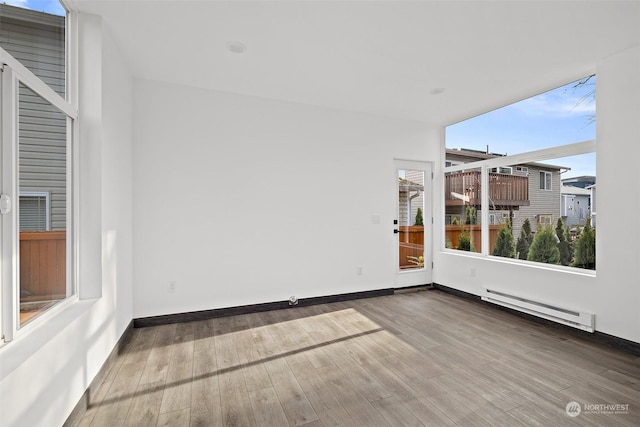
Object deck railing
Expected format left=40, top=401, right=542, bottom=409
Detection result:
left=445, top=171, right=529, bottom=207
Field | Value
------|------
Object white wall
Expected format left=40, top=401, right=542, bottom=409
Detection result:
left=433, top=45, right=640, bottom=344
left=0, top=15, right=134, bottom=427
left=132, top=81, right=438, bottom=318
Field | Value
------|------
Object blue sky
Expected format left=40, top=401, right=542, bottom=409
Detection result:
left=446, top=76, right=596, bottom=178
left=4, top=0, right=65, bottom=16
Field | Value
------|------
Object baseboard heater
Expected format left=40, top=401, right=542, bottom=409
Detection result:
left=482, top=288, right=594, bottom=332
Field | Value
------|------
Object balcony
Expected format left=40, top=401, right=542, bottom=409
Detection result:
left=445, top=171, right=530, bottom=207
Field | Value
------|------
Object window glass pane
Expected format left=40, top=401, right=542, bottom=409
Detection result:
left=444, top=169, right=480, bottom=253
left=398, top=169, right=426, bottom=269
left=445, top=76, right=596, bottom=271
left=0, top=1, right=66, bottom=97
left=491, top=154, right=595, bottom=269
left=19, top=192, right=51, bottom=231
left=446, top=76, right=595, bottom=156
left=18, top=81, right=70, bottom=326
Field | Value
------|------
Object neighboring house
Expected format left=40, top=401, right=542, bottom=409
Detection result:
left=561, top=175, right=596, bottom=229
left=0, top=4, right=66, bottom=231
left=562, top=175, right=596, bottom=189
left=561, top=185, right=591, bottom=227
left=588, top=184, right=597, bottom=228
left=398, top=176, right=424, bottom=226
left=445, top=148, right=566, bottom=238
left=399, top=169, right=425, bottom=226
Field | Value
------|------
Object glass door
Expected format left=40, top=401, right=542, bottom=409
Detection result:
left=395, top=160, right=432, bottom=287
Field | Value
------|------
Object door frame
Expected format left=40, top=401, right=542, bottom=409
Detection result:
left=394, top=159, right=433, bottom=288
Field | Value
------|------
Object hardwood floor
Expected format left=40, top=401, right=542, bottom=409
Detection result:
left=72, top=289, right=640, bottom=426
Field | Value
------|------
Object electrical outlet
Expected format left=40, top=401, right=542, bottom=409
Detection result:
left=356, top=266, right=363, bottom=276
left=470, top=268, right=476, bottom=277
left=168, top=281, right=176, bottom=293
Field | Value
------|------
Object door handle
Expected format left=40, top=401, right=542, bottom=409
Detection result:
left=0, top=194, right=11, bottom=214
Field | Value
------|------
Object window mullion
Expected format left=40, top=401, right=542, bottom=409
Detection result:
left=480, top=165, right=490, bottom=255
left=1, top=65, right=19, bottom=343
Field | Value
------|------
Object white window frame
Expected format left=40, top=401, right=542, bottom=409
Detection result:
left=0, top=2, right=78, bottom=345
left=18, top=191, right=51, bottom=231
left=538, top=214, right=553, bottom=228
left=489, top=166, right=513, bottom=175
left=539, top=171, right=552, bottom=191
left=444, top=140, right=595, bottom=271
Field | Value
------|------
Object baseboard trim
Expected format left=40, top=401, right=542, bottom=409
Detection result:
left=63, top=320, right=134, bottom=427
left=133, top=288, right=395, bottom=328
left=394, top=284, right=433, bottom=294
left=433, top=283, right=640, bottom=356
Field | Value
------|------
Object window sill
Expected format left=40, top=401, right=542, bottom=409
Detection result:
left=0, top=298, right=98, bottom=381
left=440, top=248, right=596, bottom=277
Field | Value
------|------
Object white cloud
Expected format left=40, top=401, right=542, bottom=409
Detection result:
left=3, top=0, right=29, bottom=6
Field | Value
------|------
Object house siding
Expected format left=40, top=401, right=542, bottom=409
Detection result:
left=445, top=147, right=564, bottom=239
left=404, top=169, right=425, bottom=225
left=512, top=165, right=561, bottom=235
left=1, top=5, right=67, bottom=230
left=562, top=193, right=590, bottom=226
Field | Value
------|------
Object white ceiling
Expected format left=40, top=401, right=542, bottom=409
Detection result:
left=71, top=0, right=640, bottom=125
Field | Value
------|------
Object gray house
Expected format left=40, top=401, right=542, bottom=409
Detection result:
left=561, top=185, right=591, bottom=227
left=445, top=148, right=565, bottom=238
left=0, top=4, right=67, bottom=231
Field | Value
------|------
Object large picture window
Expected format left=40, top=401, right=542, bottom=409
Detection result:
left=1, top=1, right=75, bottom=342
left=444, top=76, right=596, bottom=271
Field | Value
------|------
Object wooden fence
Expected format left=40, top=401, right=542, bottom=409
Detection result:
left=20, top=231, right=66, bottom=301
left=399, top=226, right=424, bottom=268
left=397, top=225, right=505, bottom=266
left=445, top=224, right=502, bottom=254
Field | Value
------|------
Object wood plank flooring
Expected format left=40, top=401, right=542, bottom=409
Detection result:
left=72, top=289, right=640, bottom=426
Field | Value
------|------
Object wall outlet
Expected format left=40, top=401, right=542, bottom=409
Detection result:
left=356, top=266, right=363, bottom=276
left=168, top=281, right=176, bottom=293
left=470, top=268, right=476, bottom=277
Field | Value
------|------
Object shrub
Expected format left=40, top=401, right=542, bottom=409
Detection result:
left=527, top=226, right=560, bottom=264
left=556, top=218, right=572, bottom=266
left=465, top=206, right=477, bottom=225
left=457, top=231, right=476, bottom=252
left=573, top=218, right=595, bottom=270
left=516, top=218, right=533, bottom=260
left=414, top=208, right=424, bottom=226
left=493, top=226, right=516, bottom=258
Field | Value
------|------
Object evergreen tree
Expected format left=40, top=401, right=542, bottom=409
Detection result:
left=414, top=208, right=424, bottom=226
left=565, top=226, right=574, bottom=263
left=457, top=230, right=476, bottom=252
left=573, top=218, right=596, bottom=270
left=492, top=226, right=516, bottom=258
left=465, top=206, right=477, bottom=225
left=527, top=226, right=560, bottom=264
left=516, top=218, right=533, bottom=260
left=556, top=218, right=572, bottom=266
